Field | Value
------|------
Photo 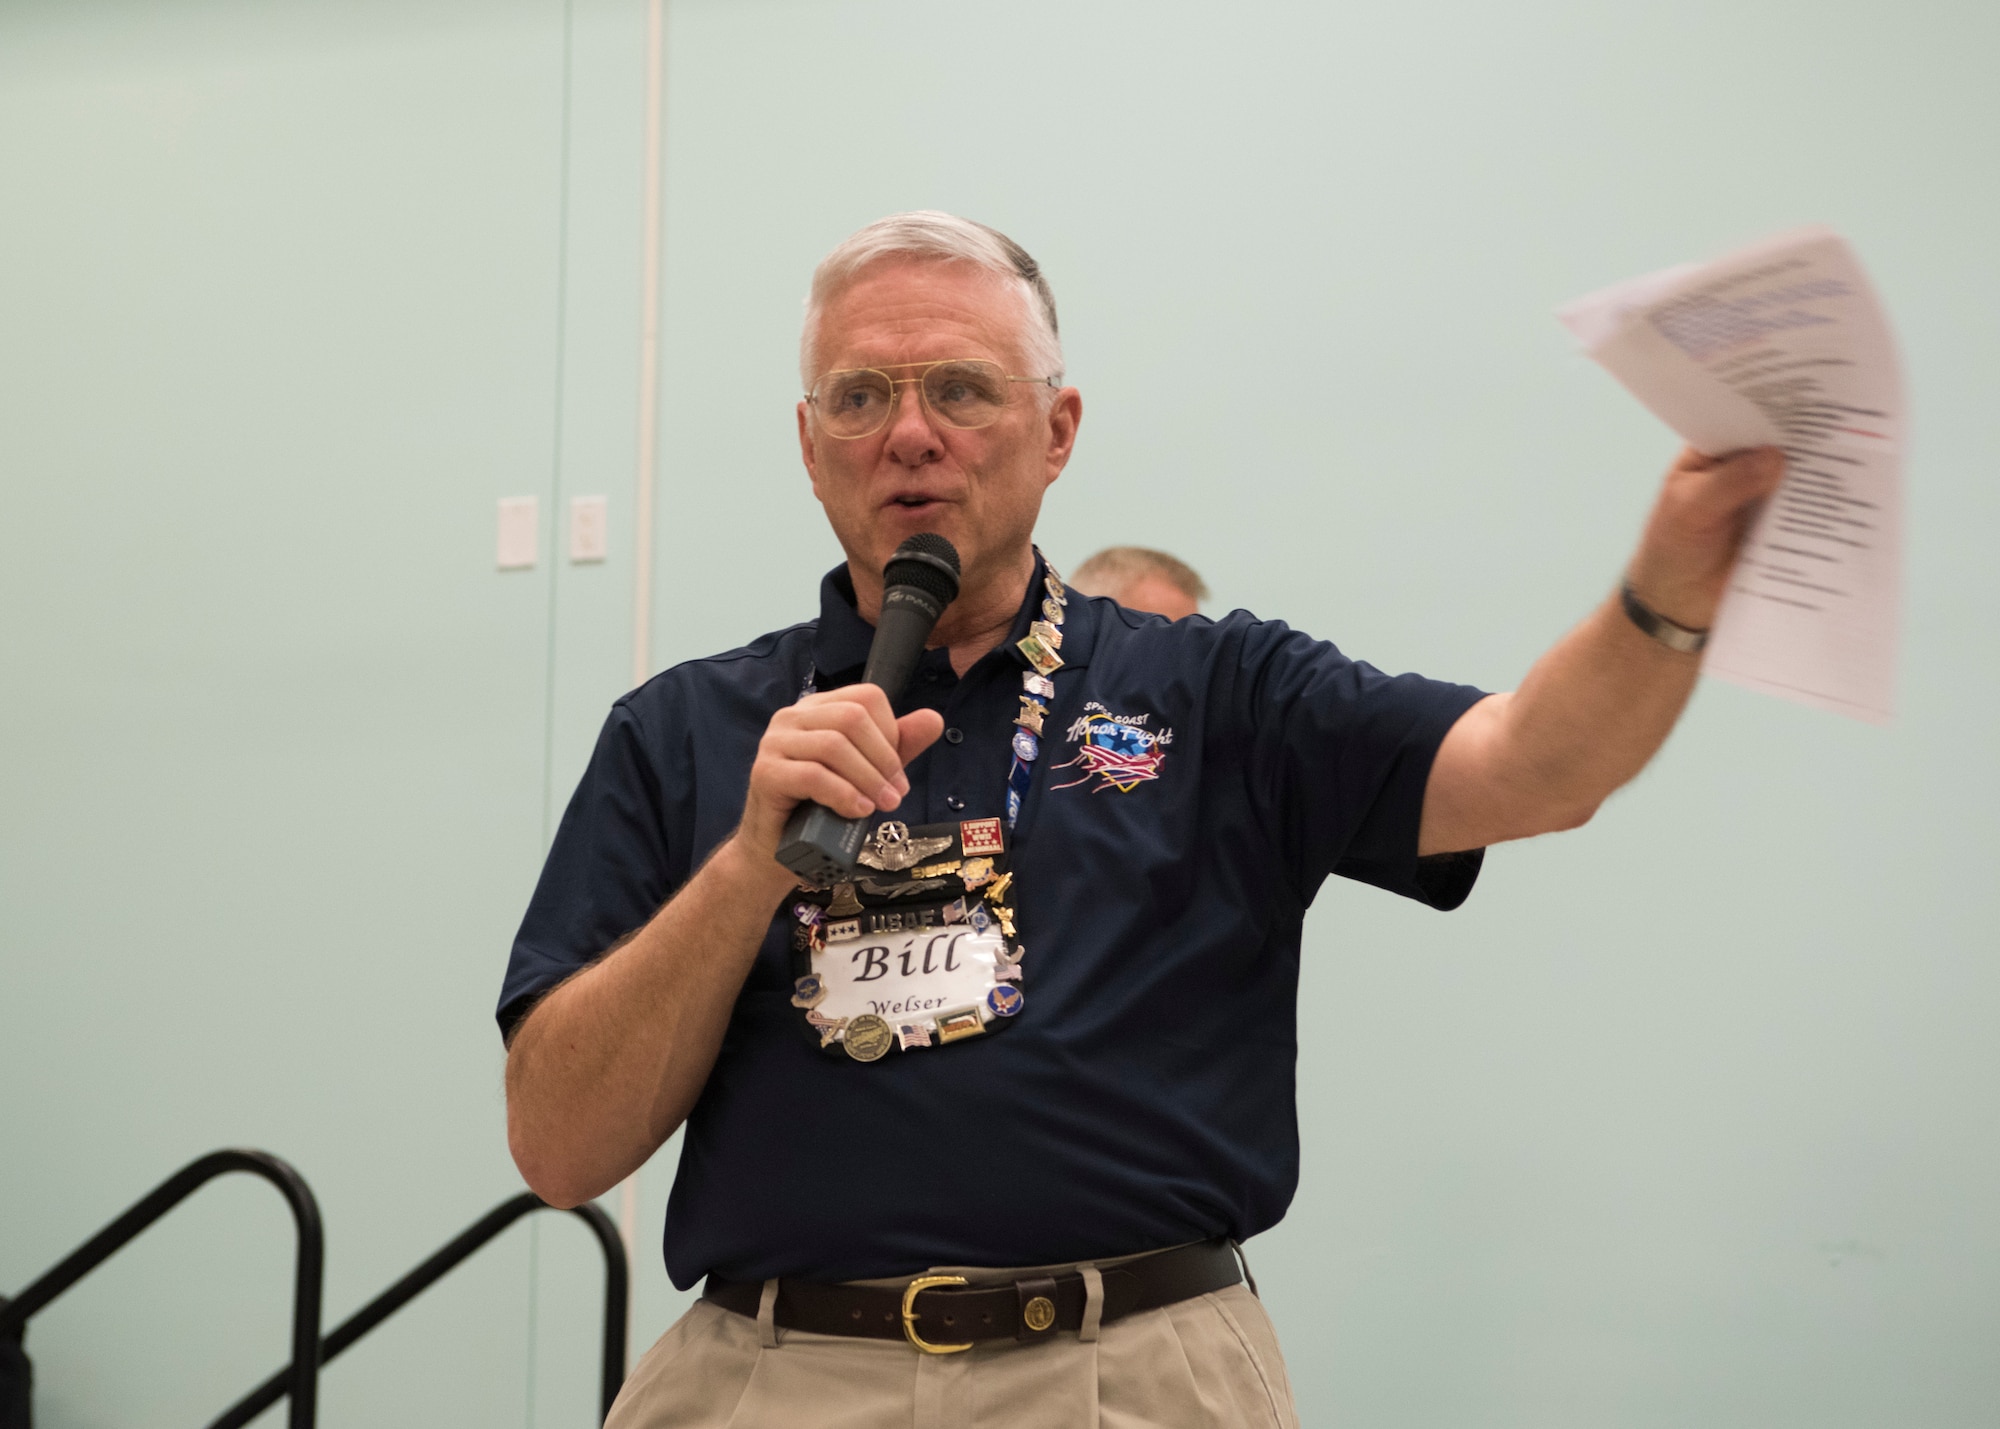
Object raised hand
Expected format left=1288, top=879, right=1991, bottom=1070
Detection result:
left=738, top=685, right=946, bottom=867
left=1623, top=445, right=1787, bottom=630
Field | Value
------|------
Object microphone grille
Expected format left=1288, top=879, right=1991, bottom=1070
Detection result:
left=883, top=533, right=961, bottom=606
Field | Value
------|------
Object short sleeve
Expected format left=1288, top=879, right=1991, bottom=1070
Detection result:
left=1229, top=618, right=1489, bottom=909
left=496, top=701, right=673, bottom=1040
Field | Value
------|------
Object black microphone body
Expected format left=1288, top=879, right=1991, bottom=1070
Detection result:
left=775, top=534, right=961, bottom=886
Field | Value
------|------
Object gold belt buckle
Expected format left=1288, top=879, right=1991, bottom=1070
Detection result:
left=901, top=1274, right=973, bottom=1354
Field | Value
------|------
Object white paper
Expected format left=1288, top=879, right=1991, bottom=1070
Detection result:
left=1559, top=227, right=1903, bottom=724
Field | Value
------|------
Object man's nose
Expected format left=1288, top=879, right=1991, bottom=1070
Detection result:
left=881, top=379, right=944, bottom=467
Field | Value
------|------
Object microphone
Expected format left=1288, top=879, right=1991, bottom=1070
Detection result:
left=775, top=533, right=962, bottom=886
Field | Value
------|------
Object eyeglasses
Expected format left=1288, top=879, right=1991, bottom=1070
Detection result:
left=805, top=358, right=1057, bottom=440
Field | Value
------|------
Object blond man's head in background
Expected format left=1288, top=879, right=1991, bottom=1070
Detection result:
left=1068, top=546, right=1209, bottom=621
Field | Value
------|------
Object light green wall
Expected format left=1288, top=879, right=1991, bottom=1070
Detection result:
left=0, top=2, right=629, bottom=1423
left=4, top=1, right=1997, bottom=1425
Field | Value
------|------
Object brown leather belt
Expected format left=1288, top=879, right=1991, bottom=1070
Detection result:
left=704, top=1239, right=1244, bottom=1353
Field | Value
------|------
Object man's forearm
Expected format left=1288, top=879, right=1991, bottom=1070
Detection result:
left=1420, top=592, right=1701, bottom=854
left=504, top=680, right=941, bottom=1208
left=1419, top=446, right=1783, bottom=855
left=504, top=837, right=796, bottom=1208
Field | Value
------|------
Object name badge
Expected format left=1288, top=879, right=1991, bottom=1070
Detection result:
left=788, top=818, right=1025, bottom=1060
left=813, top=926, right=1010, bottom=1025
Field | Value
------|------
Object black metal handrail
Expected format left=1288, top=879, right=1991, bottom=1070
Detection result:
left=0, top=1149, right=324, bottom=1429
left=211, top=1192, right=627, bottom=1428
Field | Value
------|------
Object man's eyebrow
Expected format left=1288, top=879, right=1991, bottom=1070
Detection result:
left=833, top=355, right=1000, bottom=372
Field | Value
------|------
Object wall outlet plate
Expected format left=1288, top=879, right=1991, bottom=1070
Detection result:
left=496, top=495, right=537, bottom=570
left=570, top=494, right=608, bottom=563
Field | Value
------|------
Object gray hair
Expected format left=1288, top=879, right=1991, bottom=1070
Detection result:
left=1068, top=546, right=1211, bottom=604
left=800, top=211, right=1064, bottom=390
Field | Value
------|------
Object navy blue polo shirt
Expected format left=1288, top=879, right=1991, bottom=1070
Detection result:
left=500, top=557, right=1487, bottom=1289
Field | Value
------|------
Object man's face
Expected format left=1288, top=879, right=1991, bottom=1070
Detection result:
left=797, top=259, right=1081, bottom=601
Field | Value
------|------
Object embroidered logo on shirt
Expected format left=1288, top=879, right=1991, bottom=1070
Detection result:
left=1049, top=704, right=1173, bottom=794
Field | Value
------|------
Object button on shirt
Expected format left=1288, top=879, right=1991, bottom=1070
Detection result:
left=499, top=558, right=1487, bottom=1289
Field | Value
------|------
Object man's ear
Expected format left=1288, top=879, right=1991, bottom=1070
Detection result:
left=1042, top=387, right=1083, bottom=488
left=797, top=401, right=822, bottom=499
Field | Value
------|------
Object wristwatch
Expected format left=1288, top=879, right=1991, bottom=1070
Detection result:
left=1619, top=581, right=1709, bottom=654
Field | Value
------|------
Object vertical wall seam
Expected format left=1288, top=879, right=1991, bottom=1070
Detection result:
left=529, top=1, right=578, bottom=1424
left=615, top=0, right=670, bottom=1356
left=538, top=8, right=577, bottom=850
left=631, top=0, right=665, bottom=694
left=525, top=1214, right=544, bottom=1429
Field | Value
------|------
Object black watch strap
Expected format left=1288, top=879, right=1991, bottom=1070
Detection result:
left=1620, top=581, right=1709, bottom=654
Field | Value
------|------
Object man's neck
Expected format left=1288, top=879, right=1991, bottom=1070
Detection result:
left=853, top=545, right=1035, bottom=678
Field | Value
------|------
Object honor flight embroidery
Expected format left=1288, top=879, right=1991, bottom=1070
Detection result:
left=1050, top=703, right=1172, bottom=794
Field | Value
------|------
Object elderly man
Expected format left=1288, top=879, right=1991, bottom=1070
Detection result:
left=499, top=211, right=1780, bottom=1427
left=1069, top=546, right=1210, bottom=620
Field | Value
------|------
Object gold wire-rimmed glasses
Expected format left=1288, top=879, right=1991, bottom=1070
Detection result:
left=805, top=358, right=1057, bottom=440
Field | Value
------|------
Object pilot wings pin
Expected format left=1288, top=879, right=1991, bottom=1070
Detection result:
left=855, top=820, right=955, bottom=872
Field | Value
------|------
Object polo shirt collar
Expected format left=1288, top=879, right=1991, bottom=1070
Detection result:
left=810, top=564, right=876, bottom=679
left=810, top=548, right=1097, bottom=681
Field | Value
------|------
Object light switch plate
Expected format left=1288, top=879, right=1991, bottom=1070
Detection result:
left=569, top=494, right=608, bottom=563
left=497, top=495, right=538, bottom=569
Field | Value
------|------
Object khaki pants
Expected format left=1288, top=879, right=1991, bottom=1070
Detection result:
left=606, top=1252, right=1299, bottom=1429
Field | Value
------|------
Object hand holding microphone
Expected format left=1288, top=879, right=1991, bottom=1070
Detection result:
left=751, top=535, right=961, bottom=886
